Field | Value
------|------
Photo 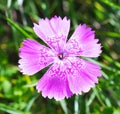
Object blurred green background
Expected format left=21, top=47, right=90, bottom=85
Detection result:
left=0, top=0, right=120, bottom=114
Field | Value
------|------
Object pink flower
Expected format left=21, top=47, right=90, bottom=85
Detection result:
left=18, top=16, right=102, bottom=100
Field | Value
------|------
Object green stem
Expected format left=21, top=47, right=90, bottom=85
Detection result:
left=74, top=96, right=79, bottom=114
left=60, top=99, right=68, bottom=114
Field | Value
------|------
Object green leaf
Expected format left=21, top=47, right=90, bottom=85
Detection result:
left=6, top=18, right=32, bottom=38
left=2, top=80, right=12, bottom=97
left=60, top=99, right=68, bottom=114
left=101, top=0, right=120, bottom=10
left=25, top=94, right=39, bottom=112
left=0, top=103, right=22, bottom=114
left=105, top=31, right=120, bottom=39
left=23, top=82, right=37, bottom=88
left=113, top=109, right=120, bottom=114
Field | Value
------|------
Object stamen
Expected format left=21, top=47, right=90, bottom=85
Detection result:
left=58, top=53, right=64, bottom=60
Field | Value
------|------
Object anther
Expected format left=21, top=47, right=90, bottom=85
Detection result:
left=58, top=53, right=64, bottom=60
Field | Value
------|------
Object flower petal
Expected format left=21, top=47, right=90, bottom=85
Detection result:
left=66, top=24, right=102, bottom=57
left=66, top=57, right=102, bottom=94
left=18, top=39, right=54, bottom=75
left=36, top=63, right=73, bottom=101
left=33, top=16, right=70, bottom=52
left=36, top=56, right=101, bottom=99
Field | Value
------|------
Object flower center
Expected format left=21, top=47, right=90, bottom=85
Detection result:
left=57, top=53, right=64, bottom=60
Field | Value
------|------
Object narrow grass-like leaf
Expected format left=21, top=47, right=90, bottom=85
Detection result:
left=85, top=58, right=117, bottom=72
left=105, top=31, right=120, bottom=39
left=25, top=94, right=39, bottom=112
left=74, top=96, right=79, bottom=114
left=101, top=0, right=120, bottom=10
left=87, top=92, right=96, bottom=106
left=7, top=0, right=12, bottom=8
left=85, top=99, right=90, bottom=114
left=6, top=18, right=32, bottom=38
left=102, top=71, right=109, bottom=80
left=23, top=82, right=37, bottom=88
left=0, top=103, right=22, bottom=114
left=93, top=87, right=105, bottom=107
left=60, top=99, right=68, bottom=114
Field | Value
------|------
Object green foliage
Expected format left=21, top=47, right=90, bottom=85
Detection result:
left=0, top=0, right=120, bottom=114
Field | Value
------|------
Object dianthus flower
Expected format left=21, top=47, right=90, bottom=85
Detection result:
left=19, top=16, right=102, bottom=100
